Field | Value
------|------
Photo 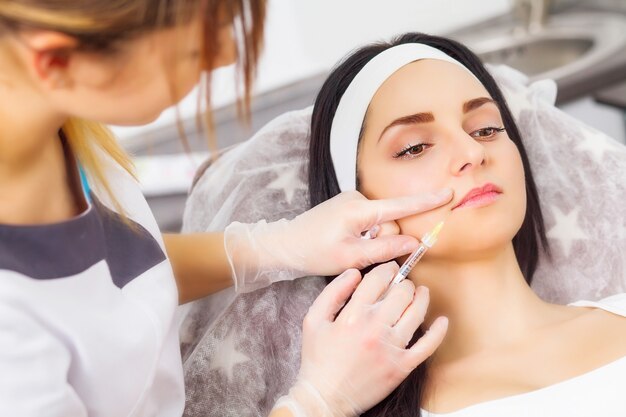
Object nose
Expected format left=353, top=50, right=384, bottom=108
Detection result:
left=449, top=131, right=486, bottom=176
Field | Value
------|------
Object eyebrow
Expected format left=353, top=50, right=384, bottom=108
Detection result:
left=377, top=97, right=497, bottom=143
left=463, top=97, right=497, bottom=113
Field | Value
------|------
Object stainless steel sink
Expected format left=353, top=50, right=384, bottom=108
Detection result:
left=462, top=13, right=626, bottom=82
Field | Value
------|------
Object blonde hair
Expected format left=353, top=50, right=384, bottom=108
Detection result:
left=0, top=0, right=266, bottom=212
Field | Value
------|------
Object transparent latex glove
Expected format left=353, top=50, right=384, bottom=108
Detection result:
left=224, top=189, right=452, bottom=293
left=271, top=262, right=448, bottom=417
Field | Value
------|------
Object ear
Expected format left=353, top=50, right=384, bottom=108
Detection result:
left=20, top=30, right=79, bottom=88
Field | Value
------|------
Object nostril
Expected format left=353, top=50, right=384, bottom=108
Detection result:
left=460, top=163, right=472, bottom=171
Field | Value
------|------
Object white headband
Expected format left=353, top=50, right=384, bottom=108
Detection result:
left=329, top=43, right=479, bottom=192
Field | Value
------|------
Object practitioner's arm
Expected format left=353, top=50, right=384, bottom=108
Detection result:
left=165, top=189, right=452, bottom=304
left=163, top=232, right=232, bottom=305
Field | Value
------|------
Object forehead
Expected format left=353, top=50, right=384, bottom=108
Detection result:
left=367, top=59, right=490, bottom=122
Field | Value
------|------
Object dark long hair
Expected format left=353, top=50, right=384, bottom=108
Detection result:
left=308, top=32, right=549, bottom=416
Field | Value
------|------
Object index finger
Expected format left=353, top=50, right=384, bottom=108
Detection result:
left=365, top=188, right=453, bottom=226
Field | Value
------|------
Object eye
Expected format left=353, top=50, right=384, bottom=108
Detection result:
left=470, top=126, right=506, bottom=140
left=393, top=143, right=431, bottom=159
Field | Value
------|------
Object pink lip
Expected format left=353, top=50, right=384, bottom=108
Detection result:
left=452, top=183, right=503, bottom=210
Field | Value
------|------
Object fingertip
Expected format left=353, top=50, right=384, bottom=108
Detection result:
left=377, top=260, right=399, bottom=274
left=362, top=262, right=396, bottom=288
left=332, top=268, right=362, bottom=294
left=415, top=285, right=429, bottom=299
left=437, top=188, right=454, bottom=200
left=431, top=316, right=449, bottom=333
left=405, top=316, right=448, bottom=363
left=337, top=268, right=362, bottom=283
left=419, top=188, right=454, bottom=208
left=400, top=237, right=420, bottom=254
left=310, top=269, right=363, bottom=323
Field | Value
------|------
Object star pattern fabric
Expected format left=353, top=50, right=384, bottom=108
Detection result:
left=546, top=206, right=588, bottom=258
left=266, top=165, right=307, bottom=205
left=575, top=128, right=621, bottom=163
left=207, top=330, right=251, bottom=383
left=498, top=65, right=626, bottom=303
left=180, top=108, right=324, bottom=417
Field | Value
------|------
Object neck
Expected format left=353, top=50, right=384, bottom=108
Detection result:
left=0, top=41, right=77, bottom=225
left=411, top=244, right=560, bottom=362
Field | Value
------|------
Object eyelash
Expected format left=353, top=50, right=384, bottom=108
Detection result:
left=393, top=126, right=506, bottom=159
left=470, top=126, right=506, bottom=139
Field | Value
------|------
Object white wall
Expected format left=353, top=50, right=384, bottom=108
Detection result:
left=111, top=0, right=511, bottom=141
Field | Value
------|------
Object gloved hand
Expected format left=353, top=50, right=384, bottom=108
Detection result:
left=271, top=262, right=448, bottom=417
left=224, top=189, right=452, bottom=292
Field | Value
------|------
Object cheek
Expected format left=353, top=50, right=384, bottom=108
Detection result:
left=172, top=62, right=202, bottom=101
left=497, top=139, right=527, bottom=210
left=104, top=49, right=199, bottom=124
left=359, top=154, right=448, bottom=200
left=506, top=146, right=528, bottom=230
left=106, top=68, right=173, bottom=125
left=358, top=151, right=451, bottom=241
left=115, top=31, right=202, bottom=111
left=396, top=210, right=445, bottom=243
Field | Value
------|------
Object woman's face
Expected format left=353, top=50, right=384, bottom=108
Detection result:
left=357, top=59, right=527, bottom=261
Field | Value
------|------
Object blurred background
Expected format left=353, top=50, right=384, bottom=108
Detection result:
left=108, top=0, right=626, bottom=232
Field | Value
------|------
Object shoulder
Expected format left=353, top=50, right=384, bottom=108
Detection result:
left=90, top=152, right=164, bottom=248
left=569, top=293, right=626, bottom=318
left=570, top=293, right=626, bottom=343
left=567, top=293, right=626, bottom=361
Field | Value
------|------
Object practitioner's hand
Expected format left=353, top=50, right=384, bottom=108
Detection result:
left=224, top=189, right=452, bottom=292
left=272, top=262, right=448, bottom=417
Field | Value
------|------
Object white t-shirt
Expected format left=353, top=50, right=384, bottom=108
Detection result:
left=422, top=293, right=626, bottom=417
left=0, top=155, right=184, bottom=416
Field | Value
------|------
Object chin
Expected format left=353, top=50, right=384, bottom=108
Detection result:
left=418, top=211, right=523, bottom=260
left=428, top=231, right=517, bottom=262
left=108, top=109, right=165, bottom=126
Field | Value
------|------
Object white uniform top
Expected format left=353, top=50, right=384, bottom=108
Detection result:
left=0, top=152, right=184, bottom=416
left=422, top=293, right=626, bottom=417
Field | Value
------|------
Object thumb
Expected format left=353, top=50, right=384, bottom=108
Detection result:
left=377, top=220, right=401, bottom=237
